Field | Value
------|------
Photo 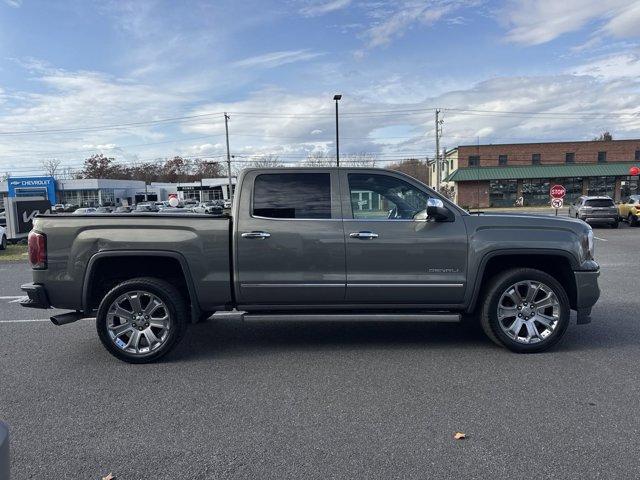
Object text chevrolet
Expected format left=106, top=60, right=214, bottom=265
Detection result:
left=21, top=168, right=600, bottom=363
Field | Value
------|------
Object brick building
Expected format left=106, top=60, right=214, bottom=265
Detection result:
left=446, top=139, right=640, bottom=208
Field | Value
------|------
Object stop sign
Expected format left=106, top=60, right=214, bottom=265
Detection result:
left=550, top=184, right=566, bottom=199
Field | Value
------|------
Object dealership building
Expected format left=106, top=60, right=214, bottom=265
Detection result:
left=444, top=139, right=640, bottom=208
left=176, top=177, right=237, bottom=202
left=0, top=178, right=179, bottom=209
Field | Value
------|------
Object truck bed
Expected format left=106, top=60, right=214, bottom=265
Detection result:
left=30, top=214, right=232, bottom=312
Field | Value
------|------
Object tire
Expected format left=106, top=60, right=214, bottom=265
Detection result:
left=611, top=220, right=619, bottom=229
left=480, top=268, right=570, bottom=353
left=630, top=214, right=639, bottom=227
left=0, top=235, right=6, bottom=251
left=96, top=277, right=187, bottom=363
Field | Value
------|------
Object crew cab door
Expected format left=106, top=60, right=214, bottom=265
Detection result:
left=340, top=170, right=467, bottom=305
left=235, top=170, right=345, bottom=305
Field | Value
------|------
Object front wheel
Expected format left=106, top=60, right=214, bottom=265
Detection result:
left=630, top=214, right=639, bottom=227
left=96, top=277, right=187, bottom=363
left=480, top=268, right=570, bottom=353
left=0, top=235, right=6, bottom=250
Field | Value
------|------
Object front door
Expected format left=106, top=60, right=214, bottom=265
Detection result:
left=341, top=170, right=468, bottom=305
left=235, top=170, right=345, bottom=305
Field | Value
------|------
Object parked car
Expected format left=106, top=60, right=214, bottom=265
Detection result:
left=21, top=167, right=600, bottom=363
left=0, top=214, right=5, bottom=228
left=193, top=201, right=224, bottom=215
left=618, top=194, right=640, bottom=226
left=0, top=225, right=6, bottom=250
left=95, top=206, right=114, bottom=214
left=52, top=204, right=66, bottom=213
left=568, top=196, right=618, bottom=228
left=72, top=208, right=97, bottom=215
left=134, top=204, right=159, bottom=213
left=157, top=207, right=195, bottom=214
left=223, top=200, right=232, bottom=209
left=114, top=206, right=132, bottom=214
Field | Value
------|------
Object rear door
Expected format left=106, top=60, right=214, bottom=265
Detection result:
left=340, top=170, right=468, bottom=305
left=235, top=170, right=346, bottom=305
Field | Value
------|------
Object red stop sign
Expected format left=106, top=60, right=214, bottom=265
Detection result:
left=550, top=184, right=566, bottom=199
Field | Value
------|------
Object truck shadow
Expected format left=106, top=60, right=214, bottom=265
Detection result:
left=170, top=319, right=497, bottom=361
left=169, top=313, right=625, bottom=362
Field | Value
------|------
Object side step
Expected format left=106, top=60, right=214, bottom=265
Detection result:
left=213, top=312, right=460, bottom=323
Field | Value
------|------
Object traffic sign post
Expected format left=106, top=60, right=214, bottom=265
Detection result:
left=550, top=184, right=566, bottom=216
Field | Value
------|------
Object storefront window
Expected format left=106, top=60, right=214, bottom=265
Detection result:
left=562, top=177, right=583, bottom=203
left=620, top=176, right=639, bottom=200
left=489, top=179, right=517, bottom=207
left=522, top=178, right=550, bottom=206
left=587, top=176, right=615, bottom=197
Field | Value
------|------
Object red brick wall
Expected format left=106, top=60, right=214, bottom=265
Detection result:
left=457, top=181, right=490, bottom=209
left=458, top=139, right=640, bottom=168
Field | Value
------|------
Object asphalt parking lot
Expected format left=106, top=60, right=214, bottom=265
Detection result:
left=1, top=221, right=639, bottom=479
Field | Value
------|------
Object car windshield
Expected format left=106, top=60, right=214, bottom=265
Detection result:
left=585, top=199, right=614, bottom=207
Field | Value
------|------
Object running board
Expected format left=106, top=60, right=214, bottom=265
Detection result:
left=213, top=312, right=461, bottom=323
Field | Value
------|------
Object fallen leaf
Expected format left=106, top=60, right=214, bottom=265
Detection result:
left=453, top=432, right=466, bottom=440
left=102, top=474, right=115, bottom=480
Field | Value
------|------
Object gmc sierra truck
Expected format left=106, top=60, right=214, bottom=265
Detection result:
left=21, top=168, right=600, bottom=363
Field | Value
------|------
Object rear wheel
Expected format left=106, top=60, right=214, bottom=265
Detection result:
left=630, top=213, right=639, bottom=227
left=480, top=268, right=570, bottom=353
left=0, top=235, right=6, bottom=250
left=96, top=277, right=187, bottom=363
left=611, top=219, right=619, bottom=228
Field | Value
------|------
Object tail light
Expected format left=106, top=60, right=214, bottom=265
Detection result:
left=28, top=231, right=47, bottom=270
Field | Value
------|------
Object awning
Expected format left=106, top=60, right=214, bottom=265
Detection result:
left=446, top=162, right=637, bottom=182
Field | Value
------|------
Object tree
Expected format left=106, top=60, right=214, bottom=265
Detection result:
left=343, top=152, right=377, bottom=167
left=593, top=131, right=613, bottom=141
left=388, top=158, right=429, bottom=184
left=303, top=151, right=336, bottom=167
left=41, top=158, right=62, bottom=178
left=193, top=159, right=224, bottom=179
left=246, top=154, right=283, bottom=169
left=76, top=154, right=126, bottom=179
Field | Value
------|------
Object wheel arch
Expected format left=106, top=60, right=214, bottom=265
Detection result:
left=468, top=250, right=578, bottom=313
left=82, top=250, right=201, bottom=322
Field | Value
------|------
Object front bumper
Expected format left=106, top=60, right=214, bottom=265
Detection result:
left=574, top=268, right=600, bottom=324
left=20, top=283, right=51, bottom=309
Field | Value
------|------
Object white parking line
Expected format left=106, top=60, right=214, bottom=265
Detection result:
left=0, top=318, right=50, bottom=323
left=594, top=236, right=608, bottom=241
left=0, top=296, right=24, bottom=300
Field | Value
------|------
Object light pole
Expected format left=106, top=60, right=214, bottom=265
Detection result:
left=333, top=94, right=342, bottom=167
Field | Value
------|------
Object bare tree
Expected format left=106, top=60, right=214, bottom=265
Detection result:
left=303, top=151, right=336, bottom=167
left=41, top=158, right=62, bottom=178
left=246, top=154, right=283, bottom=169
left=343, top=152, right=377, bottom=167
left=593, top=131, right=613, bottom=141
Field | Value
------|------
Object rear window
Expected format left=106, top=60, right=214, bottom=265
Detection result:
left=585, top=199, right=614, bottom=207
left=253, top=173, right=331, bottom=219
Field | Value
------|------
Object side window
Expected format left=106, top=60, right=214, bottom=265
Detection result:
left=253, top=173, right=331, bottom=219
left=348, top=173, right=430, bottom=220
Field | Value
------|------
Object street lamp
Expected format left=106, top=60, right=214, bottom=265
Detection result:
left=333, top=94, right=342, bottom=167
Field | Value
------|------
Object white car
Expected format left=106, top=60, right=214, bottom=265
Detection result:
left=0, top=226, right=6, bottom=250
left=72, top=208, right=97, bottom=215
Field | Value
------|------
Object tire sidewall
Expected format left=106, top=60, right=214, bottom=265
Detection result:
left=485, top=269, right=570, bottom=353
left=96, top=278, right=186, bottom=363
left=0, top=235, right=6, bottom=250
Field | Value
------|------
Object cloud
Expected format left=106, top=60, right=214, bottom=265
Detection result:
left=502, top=0, right=640, bottom=45
left=362, top=0, right=478, bottom=49
left=3, top=0, right=22, bottom=7
left=300, top=0, right=351, bottom=16
left=232, top=49, right=324, bottom=69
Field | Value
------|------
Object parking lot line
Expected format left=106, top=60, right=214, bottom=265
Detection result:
left=0, top=318, right=51, bottom=323
left=593, top=236, right=607, bottom=241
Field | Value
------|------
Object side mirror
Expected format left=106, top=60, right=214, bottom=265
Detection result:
left=426, top=198, right=452, bottom=222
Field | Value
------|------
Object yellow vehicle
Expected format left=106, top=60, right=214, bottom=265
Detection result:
left=618, top=195, right=640, bottom=226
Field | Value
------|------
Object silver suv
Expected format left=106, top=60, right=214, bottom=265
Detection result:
left=569, top=196, right=618, bottom=228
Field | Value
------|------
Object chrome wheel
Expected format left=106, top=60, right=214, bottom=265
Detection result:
left=106, top=290, right=171, bottom=355
left=497, top=280, right=560, bottom=344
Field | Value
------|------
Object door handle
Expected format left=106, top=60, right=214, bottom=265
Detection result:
left=349, top=231, right=379, bottom=239
left=241, top=231, right=271, bottom=239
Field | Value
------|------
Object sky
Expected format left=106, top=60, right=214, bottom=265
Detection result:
left=1, top=0, right=640, bottom=175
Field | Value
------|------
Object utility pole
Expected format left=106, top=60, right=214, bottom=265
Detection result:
left=224, top=113, right=233, bottom=201
left=434, top=109, right=441, bottom=191
left=333, top=94, right=342, bottom=167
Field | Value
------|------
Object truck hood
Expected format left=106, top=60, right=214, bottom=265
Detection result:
left=463, top=212, right=591, bottom=235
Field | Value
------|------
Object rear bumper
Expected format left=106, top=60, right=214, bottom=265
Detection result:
left=579, top=216, right=617, bottom=223
left=20, top=283, right=51, bottom=309
left=574, top=268, right=600, bottom=324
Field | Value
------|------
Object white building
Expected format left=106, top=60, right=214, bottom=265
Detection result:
left=0, top=178, right=179, bottom=208
left=177, top=177, right=237, bottom=202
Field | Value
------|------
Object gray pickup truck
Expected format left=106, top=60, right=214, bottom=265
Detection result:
left=21, top=168, right=600, bottom=363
